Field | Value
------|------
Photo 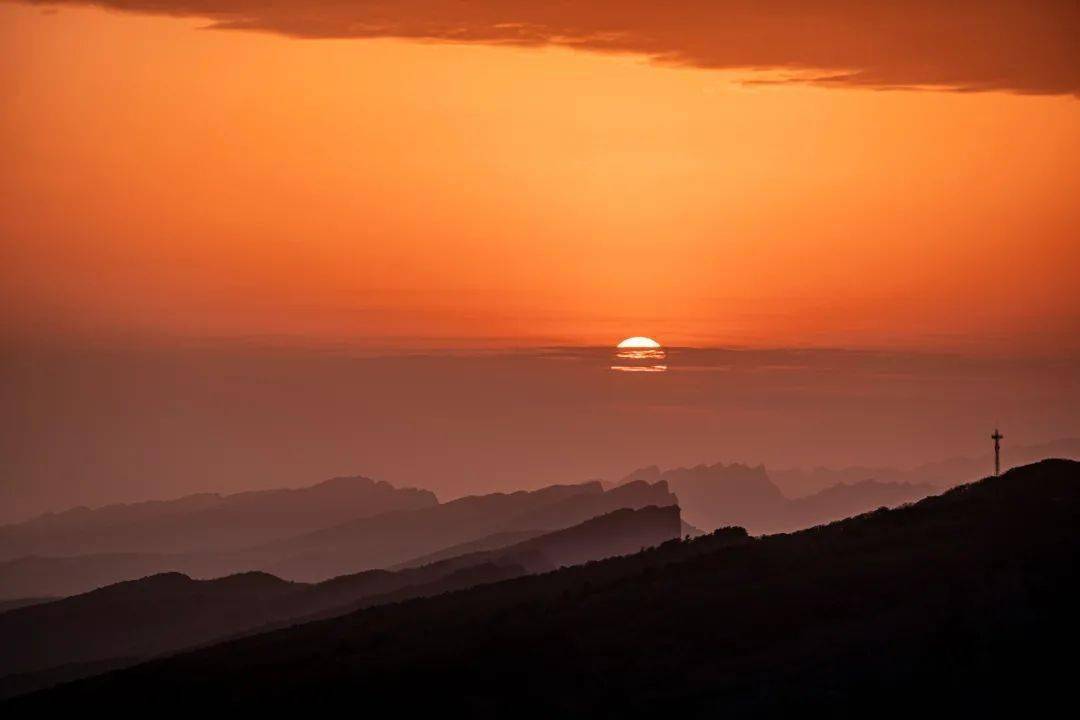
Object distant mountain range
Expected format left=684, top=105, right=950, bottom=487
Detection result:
left=4, top=441, right=1074, bottom=599
left=257, top=478, right=677, bottom=582
left=0, top=476, right=437, bottom=560
left=0, top=505, right=680, bottom=698
left=619, top=462, right=935, bottom=533
left=770, top=436, right=1080, bottom=495
left=0, top=479, right=675, bottom=597
left=10, top=459, right=1073, bottom=714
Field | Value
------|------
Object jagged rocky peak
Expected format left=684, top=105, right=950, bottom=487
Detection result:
left=618, top=465, right=662, bottom=485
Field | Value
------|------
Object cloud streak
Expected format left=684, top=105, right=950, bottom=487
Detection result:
left=24, top=0, right=1080, bottom=95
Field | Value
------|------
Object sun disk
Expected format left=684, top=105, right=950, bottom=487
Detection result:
left=617, top=337, right=661, bottom=349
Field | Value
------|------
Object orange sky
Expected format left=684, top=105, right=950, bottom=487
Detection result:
left=2, top=3, right=1079, bottom=351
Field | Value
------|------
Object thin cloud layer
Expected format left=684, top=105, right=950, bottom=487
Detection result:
left=25, top=0, right=1080, bottom=95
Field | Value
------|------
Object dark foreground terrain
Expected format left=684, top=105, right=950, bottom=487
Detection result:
left=9, top=460, right=1078, bottom=716
left=0, top=505, right=680, bottom=697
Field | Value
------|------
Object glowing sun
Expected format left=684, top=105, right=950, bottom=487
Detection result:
left=612, top=337, right=667, bottom=372
left=616, top=336, right=661, bottom=349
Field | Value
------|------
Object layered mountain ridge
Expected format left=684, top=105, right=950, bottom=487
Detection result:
left=10, top=459, right=1074, bottom=714
left=0, top=476, right=438, bottom=560
left=0, top=504, right=681, bottom=697
left=620, top=462, right=935, bottom=533
left=0, top=479, right=675, bottom=596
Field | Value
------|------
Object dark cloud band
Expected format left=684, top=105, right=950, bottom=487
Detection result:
left=22, top=1, right=1080, bottom=95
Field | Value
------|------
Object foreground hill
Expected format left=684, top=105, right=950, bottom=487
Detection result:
left=0, top=476, right=437, bottom=560
left=14, top=460, right=1076, bottom=715
left=624, top=462, right=934, bottom=533
left=0, top=505, right=681, bottom=695
left=0, top=598, right=51, bottom=613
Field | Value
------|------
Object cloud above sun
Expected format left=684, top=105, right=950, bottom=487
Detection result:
left=22, top=0, right=1080, bottom=95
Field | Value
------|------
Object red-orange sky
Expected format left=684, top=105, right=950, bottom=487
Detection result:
left=3, top=1, right=1078, bottom=351
left=1, top=2, right=1078, bottom=519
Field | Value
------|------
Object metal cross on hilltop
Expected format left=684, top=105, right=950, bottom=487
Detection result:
left=991, top=428, right=1004, bottom=476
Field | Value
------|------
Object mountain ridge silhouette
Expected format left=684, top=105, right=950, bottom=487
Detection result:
left=0, top=475, right=437, bottom=560
left=0, top=480, right=673, bottom=596
left=0, top=505, right=681, bottom=695
left=11, top=459, right=1073, bottom=714
left=619, top=461, right=935, bottom=533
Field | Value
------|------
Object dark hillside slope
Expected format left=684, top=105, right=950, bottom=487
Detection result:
left=13, top=460, right=1079, bottom=716
left=0, top=506, right=680, bottom=691
left=0, top=598, right=51, bottom=613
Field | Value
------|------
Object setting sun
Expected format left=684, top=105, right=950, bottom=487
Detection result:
left=612, top=337, right=667, bottom=372
left=617, top=337, right=662, bottom=349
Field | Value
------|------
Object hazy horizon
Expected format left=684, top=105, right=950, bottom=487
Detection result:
left=4, top=336, right=1075, bottom=524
